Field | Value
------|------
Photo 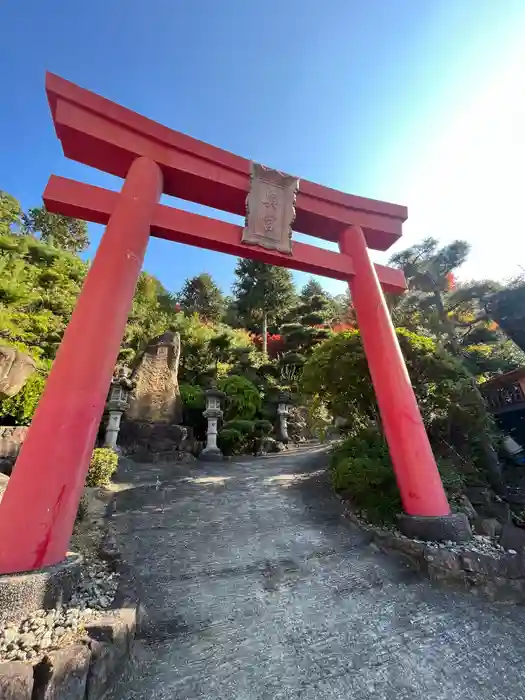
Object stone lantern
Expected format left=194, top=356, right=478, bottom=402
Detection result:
left=104, top=366, right=135, bottom=451
left=276, top=391, right=292, bottom=445
left=200, top=386, right=225, bottom=461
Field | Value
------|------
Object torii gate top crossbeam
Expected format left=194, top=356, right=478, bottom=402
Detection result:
left=45, top=72, right=407, bottom=252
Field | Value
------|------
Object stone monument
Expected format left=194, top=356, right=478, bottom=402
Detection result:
left=0, top=346, right=36, bottom=399
left=127, top=331, right=183, bottom=424
left=120, top=332, right=186, bottom=458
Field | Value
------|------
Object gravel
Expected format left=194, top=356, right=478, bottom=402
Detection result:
left=424, top=534, right=507, bottom=557
left=0, top=557, right=119, bottom=663
left=346, top=506, right=513, bottom=558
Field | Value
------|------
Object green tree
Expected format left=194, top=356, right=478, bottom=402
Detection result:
left=331, top=289, right=355, bottom=327
left=119, top=272, right=174, bottom=364
left=485, top=275, right=525, bottom=354
left=22, top=206, right=89, bottom=253
left=300, top=278, right=325, bottom=301
left=0, top=191, right=22, bottom=236
left=298, top=278, right=349, bottom=326
left=301, top=328, right=497, bottom=485
left=233, top=260, right=296, bottom=355
left=209, top=332, right=234, bottom=377
left=177, top=273, right=225, bottom=322
left=389, top=239, right=517, bottom=487
left=389, top=238, right=471, bottom=349
left=388, top=237, right=525, bottom=377
left=0, top=233, right=87, bottom=360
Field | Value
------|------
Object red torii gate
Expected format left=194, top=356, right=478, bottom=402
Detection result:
left=0, top=74, right=469, bottom=575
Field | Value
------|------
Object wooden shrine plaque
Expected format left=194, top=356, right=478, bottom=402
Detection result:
left=242, top=163, right=299, bottom=254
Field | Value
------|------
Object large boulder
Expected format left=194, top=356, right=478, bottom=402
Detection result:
left=126, top=332, right=183, bottom=424
left=0, top=346, right=36, bottom=399
left=118, top=421, right=189, bottom=460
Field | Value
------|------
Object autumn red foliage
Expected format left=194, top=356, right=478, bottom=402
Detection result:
left=331, top=322, right=356, bottom=333
left=251, top=333, right=285, bottom=358
left=446, top=272, right=456, bottom=291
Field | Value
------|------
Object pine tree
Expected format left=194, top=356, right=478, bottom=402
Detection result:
left=389, top=237, right=510, bottom=491
left=177, top=273, right=225, bottom=322
left=22, top=206, right=89, bottom=253
left=233, top=260, right=296, bottom=355
left=300, top=278, right=324, bottom=301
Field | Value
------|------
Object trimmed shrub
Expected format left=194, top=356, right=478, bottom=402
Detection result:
left=330, top=428, right=399, bottom=525
left=223, top=419, right=255, bottom=437
left=86, top=448, right=118, bottom=487
left=218, top=375, right=261, bottom=420
left=253, top=419, right=273, bottom=437
left=330, top=427, right=466, bottom=525
left=223, top=419, right=257, bottom=454
left=217, top=428, right=243, bottom=456
left=179, top=383, right=205, bottom=409
left=179, top=383, right=207, bottom=439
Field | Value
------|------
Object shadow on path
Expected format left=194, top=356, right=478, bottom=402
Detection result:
left=109, top=446, right=525, bottom=700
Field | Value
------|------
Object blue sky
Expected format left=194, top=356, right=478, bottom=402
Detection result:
left=1, top=0, right=525, bottom=296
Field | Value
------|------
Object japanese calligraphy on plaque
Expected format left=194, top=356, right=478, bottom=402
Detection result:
left=242, top=162, right=300, bottom=255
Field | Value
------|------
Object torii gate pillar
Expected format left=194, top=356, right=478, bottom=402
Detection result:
left=0, top=157, right=162, bottom=573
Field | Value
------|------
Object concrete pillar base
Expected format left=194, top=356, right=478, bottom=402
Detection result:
left=398, top=513, right=472, bottom=543
left=199, top=448, right=223, bottom=462
left=0, top=552, right=83, bottom=625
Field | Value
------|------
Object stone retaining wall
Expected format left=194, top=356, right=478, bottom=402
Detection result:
left=0, top=508, right=138, bottom=699
left=344, top=508, right=525, bottom=603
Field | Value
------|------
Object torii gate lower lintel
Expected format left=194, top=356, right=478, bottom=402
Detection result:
left=0, top=75, right=471, bottom=576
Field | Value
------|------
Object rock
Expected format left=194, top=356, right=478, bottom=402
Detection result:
left=264, top=438, right=280, bottom=454
left=0, top=456, right=15, bottom=477
left=99, top=531, right=119, bottom=563
left=0, top=473, right=9, bottom=506
left=0, top=661, right=34, bottom=699
left=0, top=347, right=36, bottom=400
left=119, top=421, right=187, bottom=458
left=85, top=618, right=132, bottom=700
left=33, top=645, right=91, bottom=700
left=474, top=518, right=502, bottom=538
left=3, top=628, right=17, bottom=644
left=85, top=641, right=120, bottom=700
left=176, top=452, right=196, bottom=464
left=465, top=487, right=491, bottom=507
left=286, top=405, right=311, bottom=442
left=505, top=489, right=525, bottom=505
left=500, top=523, right=525, bottom=552
left=457, top=495, right=477, bottom=521
left=18, top=633, right=36, bottom=649
left=424, top=548, right=461, bottom=571
left=460, top=552, right=500, bottom=577
left=126, top=331, right=182, bottom=424
left=500, top=552, right=525, bottom=579
left=483, top=501, right=512, bottom=523
left=40, top=633, right=52, bottom=649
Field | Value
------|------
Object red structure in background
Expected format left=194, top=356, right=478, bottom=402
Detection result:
left=0, top=74, right=454, bottom=575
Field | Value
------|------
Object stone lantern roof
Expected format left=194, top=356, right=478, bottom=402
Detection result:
left=204, top=386, right=226, bottom=400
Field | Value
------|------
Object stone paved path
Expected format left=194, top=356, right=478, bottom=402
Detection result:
left=109, top=446, right=525, bottom=700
